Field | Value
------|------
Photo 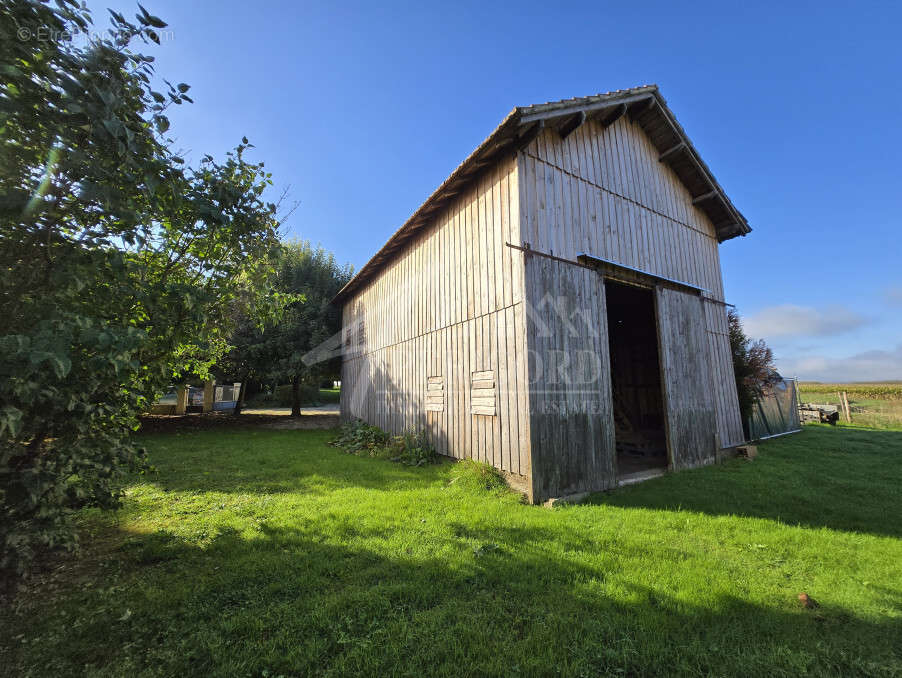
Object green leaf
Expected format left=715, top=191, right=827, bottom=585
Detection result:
left=144, top=173, right=160, bottom=195
left=0, top=406, right=24, bottom=438
left=145, top=14, right=167, bottom=28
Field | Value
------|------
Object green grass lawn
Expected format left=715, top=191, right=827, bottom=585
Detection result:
left=317, top=387, right=341, bottom=404
left=3, top=425, right=901, bottom=676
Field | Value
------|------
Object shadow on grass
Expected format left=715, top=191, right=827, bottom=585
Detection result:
left=587, top=426, right=902, bottom=539
left=10, top=520, right=899, bottom=677
left=136, top=428, right=445, bottom=495
left=137, top=425, right=902, bottom=541
left=138, top=359, right=458, bottom=498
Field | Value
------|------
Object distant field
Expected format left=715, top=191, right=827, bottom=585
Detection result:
left=799, top=382, right=902, bottom=428
left=799, top=382, right=902, bottom=401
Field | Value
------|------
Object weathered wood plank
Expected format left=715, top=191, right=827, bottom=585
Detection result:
left=522, top=114, right=741, bottom=452
left=471, top=406, right=497, bottom=416
left=656, top=286, right=718, bottom=469
left=522, top=256, right=616, bottom=502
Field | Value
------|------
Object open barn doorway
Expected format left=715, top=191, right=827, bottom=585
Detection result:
left=604, top=280, right=669, bottom=480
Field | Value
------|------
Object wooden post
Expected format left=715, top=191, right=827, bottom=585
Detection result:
left=841, top=391, right=852, bottom=423
left=175, top=385, right=188, bottom=415
left=203, top=379, right=215, bottom=413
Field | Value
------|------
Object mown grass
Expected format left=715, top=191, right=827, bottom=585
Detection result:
left=2, top=426, right=901, bottom=676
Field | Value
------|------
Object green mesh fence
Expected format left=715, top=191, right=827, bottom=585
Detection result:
left=748, top=378, right=801, bottom=440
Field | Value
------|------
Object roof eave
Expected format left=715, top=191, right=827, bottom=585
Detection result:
left=331, top=108, right=525, bottom=305
left=515, top=88, right=752, bottom=243
left=333, top=86, right=752, bottom=306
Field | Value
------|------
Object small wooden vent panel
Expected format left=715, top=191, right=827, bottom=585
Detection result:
left=470, top=370, right=496, bottom=416
left=426, top=376, right=444, bottom=412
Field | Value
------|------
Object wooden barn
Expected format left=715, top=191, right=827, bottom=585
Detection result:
left=334, top=85, right=750, bottom=503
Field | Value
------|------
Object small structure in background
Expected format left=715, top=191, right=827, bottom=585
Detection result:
left=748, top=377, right=802, bottom=439
left=212, top=383, right=242, bottom=411
left=797, top=385, right=854, bottom=426
left=150, top=381, right=242, bottom=415
left=799, top=403, right=840, bottom=425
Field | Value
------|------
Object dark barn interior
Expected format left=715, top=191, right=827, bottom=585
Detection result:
left=605, top=280, right=669, bottom=477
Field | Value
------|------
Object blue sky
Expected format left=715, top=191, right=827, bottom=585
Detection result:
left=89, top=0, right=902, bottom=381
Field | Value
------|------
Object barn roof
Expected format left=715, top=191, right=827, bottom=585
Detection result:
left=333, top=85, right=751, bottom=305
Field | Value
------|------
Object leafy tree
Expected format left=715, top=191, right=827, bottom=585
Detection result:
left=221, top=241, right=352, bottom=415
left=0, top=1, right=282, bottom=573
left=728, top=309, right=779, bottom=436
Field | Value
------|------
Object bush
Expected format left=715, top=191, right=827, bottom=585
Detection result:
left=273, top=384, right=320, bottom=408
left=385, top=430, right=437, bottom=467
left=331, top=420, right=389, bottom=457
left=244, top=391, right=279, bottom=408
left=317, top=388, right=341, bottom=404
left=0, top=2, right=281, bottom=575
left=247, top=384, right=321, bottom=408
left=728, top=310, right=778, bottom=437
left=331, top=420, right=437, bottom=466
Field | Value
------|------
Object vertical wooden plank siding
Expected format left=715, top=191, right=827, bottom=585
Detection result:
left=656, top=287, right=719, bottom=469
left=518, top=118, right=744, bottom=451
left=342, top=107, right=745, bottom=500
left=523, top=255, right=617, bottom=500
left=339, top=156, right=531, bottom=477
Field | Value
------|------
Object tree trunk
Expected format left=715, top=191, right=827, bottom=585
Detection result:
left=232, top=379, right=247, bottom=416
left=291, top=376, right=301, bottom=417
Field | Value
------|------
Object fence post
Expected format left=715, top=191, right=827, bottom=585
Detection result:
left=837, top=391, right=850, bottom=423
left=841, top=391, right=852, bottom=423
left=175, top=385, right=188, bottom=415
left=203, top=379, right=215, bottom=413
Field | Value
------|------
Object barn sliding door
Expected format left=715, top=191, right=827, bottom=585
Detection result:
left=524, top=256, right=617, bottom=500
left=655, top=286, right=717, bottom=469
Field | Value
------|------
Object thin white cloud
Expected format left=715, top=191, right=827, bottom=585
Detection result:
left=743, top=304, right=868, bottom=340
left=884, top=286, right=902, bottom=308
left=776, top=344, right=902, bottom=382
